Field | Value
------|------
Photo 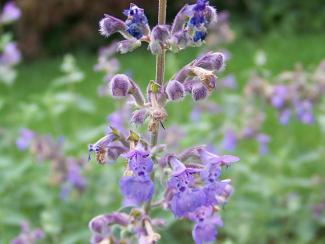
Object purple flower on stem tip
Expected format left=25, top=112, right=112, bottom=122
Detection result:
left=123, top=4, right=149, bottom=39
left=194, top=52, right=224, bottom=72
left=89, top=213, right=129, bottom=244
left=187, top=206, right=223, bottom=244
left=294, top=100, right=314, bottom=124
left=99, top=15, right=127, bottom=37
left=167, top=156, right=205, bottom=217
left=0, top=42, right=21, bottom=67
left=0, top=1, right=21, bottom=24
left=119, top=145, right=154, bottom=206
left=166, top=79, right=185, bottom=101
left=256, top=133, right=270, bottom=155
left=278, top=109, right=291, bottom=125
left=16, top=128, right=34, bottom=151
left=10, top=222, right=44, bottom=244
left=221, top=129, right=237, bottom=151
left=149, top=25, right=170, bottom=55
left=199, top=149, right=239, bottom=167
left=270, top=85, right=287, bottom=109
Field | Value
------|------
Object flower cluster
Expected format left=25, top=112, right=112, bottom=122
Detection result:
left=16, top=129, right=87, bottom=200
left=0, top=1, right=21, bottom=85
left=88, top=1, right=239, bottom=243
left=245, top=61, right=325, bottom=125
left=10, top=221, right=44, bottom=244
left=99, top=1, right=216, bottom=54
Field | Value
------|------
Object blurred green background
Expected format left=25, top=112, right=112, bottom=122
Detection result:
left=1, top=0, right=325, bottom=243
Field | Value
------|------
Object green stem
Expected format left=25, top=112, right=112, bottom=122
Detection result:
left=145, top=0, right=167, bottom=215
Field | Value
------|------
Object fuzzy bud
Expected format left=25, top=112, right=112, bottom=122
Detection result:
left=149, top=25, right=170, bottom=55
left=99, top=15, right=126, bottom=37
left=109, top=74, right=132, bottom=97
left=192, top=83, right=208, bottom=101
left=117, top=39, right=142, bottom=54
left=166, top=80, right=185, bottom=101
left=131, top=109, right=148, bottom=124
left=194, top=52, right=225, bottom=71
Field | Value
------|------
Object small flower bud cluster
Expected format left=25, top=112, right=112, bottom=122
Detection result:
left=10, top=221, right=44, bottom=244
left=0, top=2, right=21, bottom=85
left=16, top=129, right=87, bottom=199
left=245, top=61, right=325, bottom=125
left=99, top=1, right=217, bottom=55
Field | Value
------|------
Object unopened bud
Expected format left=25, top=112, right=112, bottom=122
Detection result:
left=192, top=83, right=208, bottom=101
left=109, top=74, right=132, bottom=97
left=99, top=15, right=126, bottom=37
left=166, top=80, right=185, bottom=101
left=194, top=52, right=225, bottom=71
left=131, top=109, right=148, bottom=124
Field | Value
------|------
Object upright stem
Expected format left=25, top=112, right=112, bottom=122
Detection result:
left=151, top=0, right=167, bottom=147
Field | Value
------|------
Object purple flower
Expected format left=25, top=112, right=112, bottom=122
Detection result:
left=166, top=79, right=185, bottom=101
left=10, top=222, right=44, bottom=244
left=88, top=133, right=118, bottom=163
left=149, top=25, right=170, bottom=55
left=278, top=109, right=291, bottom=125
left=99, top=15, right=126, bottom=37
left=256, top=133, right=270, bottom=155
left=0, top=42, right=21, bottom=67
left=188, top=206, right=223, bottom=244
left=194, top=52, right=224, bottom=72
left=271, top=85, right=287, bottom=109
left=123, top=4, right=149, bottom=39
left=65, top=159, right=86, bottom=191
left=199, top=149, right=239, bottom=167
left=192, top=83, right=208, bottom=101
left=294, top=100, right=314, bottom=124
left=203, top=179, right=233, bottom=206
left=89, top=213, right=129, bottom=244
left=119, top=145, right=154, bottom=206
left=220, top=74, right=237, bottom=89
left=16, top=128, right=34, bottom=151
left=0, top=2, right=21, bottom=24
left=167, top=157, right=205, bottom=217
left=221, top=129, right=237, bottom=151
left=109, top=74, right=132, bottom=97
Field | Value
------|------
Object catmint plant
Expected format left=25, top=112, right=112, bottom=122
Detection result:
left=89, top=1, right=239, bottom=243
left=16, top=129, right=87, bottom=200
left=0, top=1, right=21, bottom=85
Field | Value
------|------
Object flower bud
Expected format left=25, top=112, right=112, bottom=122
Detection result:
left=194, top=52, right=225, bottom=71
left=109, top=74, right=132, bottom=97
left=131, top=109, right=148, bottom=124
left=149, top=25, right=170, bottom=55
left=99, top=15, right=126, bottom=37
left=117, top=39, right=142, bottom=54
left=166, top=80, right=185, bottom=101
left=192, top=83, right=208, bottom=101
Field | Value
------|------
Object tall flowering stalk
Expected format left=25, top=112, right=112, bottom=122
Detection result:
left=89, top=1, right=239, bottom=243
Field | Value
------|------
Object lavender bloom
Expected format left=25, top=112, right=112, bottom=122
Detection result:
left=10, top=222, right=44, bottom=244
left=167, top=156, right=205, bottom=217
left=199, top=149, right=240, bottom=167
left=109, top=74, right=132, bottom=97
left=0, top=42, right=21, bottom=67
left=221, top=129, right=237, bottom=151
left=270, top=85, right=287, bottom=109
left=188, top=206, right=223, bottom=244
left=117, top=39, right=142, bottom=54
left=192, top=83, right=208, bottom=101
left=131, top=109, right=148, bottom=124
left=193, top=52, right=224, bottom=72
left=220, top=74, right=237, bottom=89
left=119, top=146, right=154, bottom=206
left=149, top=25, right=170, bottom=55
left=294, top=100, right=314, bottom=124
left=99, top=15, right=127, bottom=37
left=89, top=213, right=129, bottom=244
left=16, top=128, right=34, bottom=151
left=166, top=79, right=185, bottom=101
left=256, top=133, right=270, bottom=155
left=278, top=109, right=291, bottom=125
left=123, top=4, right=150, bottom=40
left=88, top=133, right=118, bottom=164
left=0, top=1, right=21, bottom=24
left=65, top=159, right=86, bottom=191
